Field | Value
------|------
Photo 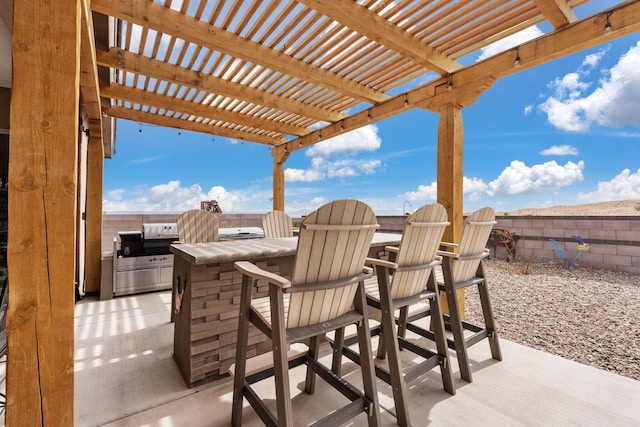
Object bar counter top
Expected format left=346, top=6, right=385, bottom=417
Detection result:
left=170, top=232, right=402, bottom=265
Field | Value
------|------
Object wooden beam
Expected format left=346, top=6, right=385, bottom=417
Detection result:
left=91, top=0, right=389, bottom=104
left=101, top=83, right=310, bottom=137
left=8, top=0, right=80, bottom=424
left=418, top=77, right=496, bottom=111
left=534, top=0, right=577, bottom=29
left=84, top=121, right=104, bottom=294
left=459, top=1, right=640, bottom=83
left=103, top=106, right=284, bottom=146
left=80, top=0, right=103, bottom=124
left=271, top=147, right=290, bottom=211
left=96, top=48, right=344, bottom=123
left=297, top=0, right=463, bottom=75
left=284, top=1, right=640, bottom=151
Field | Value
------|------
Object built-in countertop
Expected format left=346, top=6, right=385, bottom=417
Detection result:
left=169, top=232, right=401, bottom=387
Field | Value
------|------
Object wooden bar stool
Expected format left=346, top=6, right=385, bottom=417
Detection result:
left=332, top=203, right=455, bottom=427
left=436, top=207, right=502, bottom=383
left=231, top=199, right=381, bottom=426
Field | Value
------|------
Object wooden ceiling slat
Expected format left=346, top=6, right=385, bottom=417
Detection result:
left=92, top=0, right=388, bottom=104
left=204, top=0, right=225, bottom=24
left=296, top=0, right=462, bottom=75
left=90, top=0, right=638, bottom=149
left=299, top=21, right=348, bottom=66
left=97, top=48, right=343, bottom=123
left=284, top=13, right=328, bottom=59
left=283, top=1, right=640, bottom=152
left=104, top=105, right=284, bottom=145
left=444, top=8, right=541, bottom=58
left=245, top=0, right=280, bottom=40
left=257, top=1, right=299, bottom=46
left=534, top=0, right=577, bottom=28
left=266, top=2, right=312, bottom=51
left=220, top=0, right=244, bottom=30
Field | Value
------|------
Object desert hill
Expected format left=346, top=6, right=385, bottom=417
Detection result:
left=497, top=199, right=640, bottom=216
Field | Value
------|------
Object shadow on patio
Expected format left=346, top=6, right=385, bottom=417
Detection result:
left=74, top=291, right=640, bottom=427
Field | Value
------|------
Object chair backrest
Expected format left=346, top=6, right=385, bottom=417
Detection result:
left=453, top=207, right=496, bottom=282
left=262, top=210, right=294, bottom=238
left=177, top=209, right=219, bottom=243
left=287, top=199, right=379, bottom=328
left=391, top=203, right=449, bottom=300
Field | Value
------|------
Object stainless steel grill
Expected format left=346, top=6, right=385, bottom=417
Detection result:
left=112, top=223, right=179, bottom=297
left=142, top=223, right=178, bottom=255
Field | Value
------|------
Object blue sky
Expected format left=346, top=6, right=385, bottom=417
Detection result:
left=104, top=3, right=640, bottom=216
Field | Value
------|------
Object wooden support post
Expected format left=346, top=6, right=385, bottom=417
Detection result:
left=437, top=105, right=465, bottom=244
left=84, top=122, right=104, bottom=293
left=435, top=105, right=466, bottom=317
left=423, top=76, right=495, bottom=318
left=8, top=0, right=80, bottom=424
left=271, top=146, right=290, bottom=211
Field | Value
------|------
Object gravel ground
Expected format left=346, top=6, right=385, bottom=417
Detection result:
left=463, top=259, right=640, bottom=382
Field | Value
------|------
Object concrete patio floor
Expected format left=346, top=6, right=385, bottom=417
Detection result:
left=74, top=290, right=640, bottom=426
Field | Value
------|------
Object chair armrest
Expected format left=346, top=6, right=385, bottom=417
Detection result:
left=365, top=256, right=398, bottom=270
left=384, top=246, right=399, bottom=254
left=439, top=241, right=458, bottom=249
left=234, top=261, right=291, bottom=288
left=436, top=249, right=459, bottom=259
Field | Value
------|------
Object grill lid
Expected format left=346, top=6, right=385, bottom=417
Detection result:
left=143, top=223, right=179, bottom=240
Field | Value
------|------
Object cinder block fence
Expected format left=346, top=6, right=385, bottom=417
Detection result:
left=103, top=214, right=640, bottom=275
left=493, top=215, right=640, bottom=274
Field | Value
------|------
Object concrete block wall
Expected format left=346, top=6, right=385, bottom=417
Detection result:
left=102, top=213, right=299, bottom=253
left=102, top=213, right=639, bottom=274
left=494, top=215, right=640, bottom=274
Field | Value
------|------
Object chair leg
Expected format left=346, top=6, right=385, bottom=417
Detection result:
left=397, top=306, right=408, bottom=340
left=305, top=335, right=320, bottom=394
left=331, top=328, right=345, bottom=375
left=428, top=275, right=455, bottom=395
left=442, top=259, right=473, bottom=383
left=375, top=270, right=410, bottom=427
left=269, top=285, right=294, bottom=425
left=376, top=327, right=387, bottom=360
left=354, top=284, right=381, bottom=427
left=231, top=274, right=253, bottom=427
left=476, top=262, right=502, bottom=361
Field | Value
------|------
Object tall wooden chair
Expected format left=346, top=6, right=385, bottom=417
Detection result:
left=173, top=209, right=219, bottom=321
left=176, top=209, right=219, bottom=243
left=437, top=206, right=502, bottom=382
left=261, top=210, right=294, bottom=238
left=231, top=199, right=381, bottom=426
left=332, top=203, right=455, bottom=427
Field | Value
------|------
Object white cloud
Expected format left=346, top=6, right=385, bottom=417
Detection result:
left=103, top=180, right=272, bottom=213
left=464, top=177, right=489, bottom=201
left=284, top=125, right=384, bottom=182
left=539, top=145, right=578, bottom=156
left=285, top=197, right=328, bottom=217
left=403, top=183, right=437, bottom=202
left=306, top=125, right=381, bottom=157
left=486, top=160, right=584, bottom=196
left=477, top=27, right=543, bottom=61
left=538, top=42, right=640, bottom=131
left=577, top=168, right=640, bottom=202
left=402, top=176, right=488, bottom=202
left=284, top=167, right=325, bottom=182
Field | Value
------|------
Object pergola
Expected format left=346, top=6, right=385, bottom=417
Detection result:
left=5, top=0, right=640, bottom=424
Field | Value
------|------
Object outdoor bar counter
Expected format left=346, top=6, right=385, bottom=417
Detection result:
left=170, top=233, right=401, bottom=387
